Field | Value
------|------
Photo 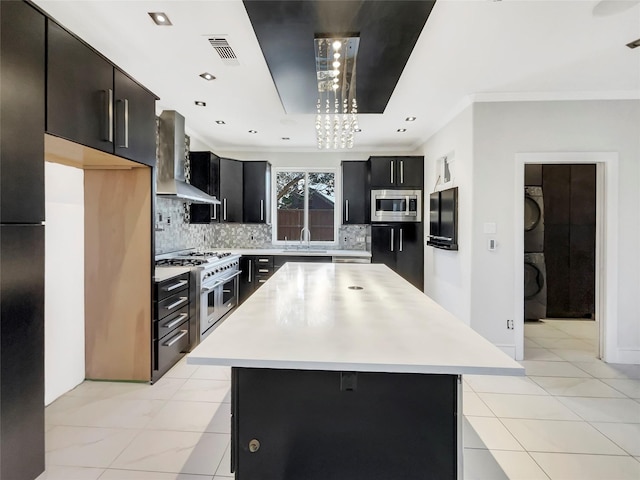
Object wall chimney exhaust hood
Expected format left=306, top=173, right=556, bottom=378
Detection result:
left=156, top=110, right=220, bottom=204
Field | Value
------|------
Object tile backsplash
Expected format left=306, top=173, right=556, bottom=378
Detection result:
left=155, top=198, right=370, bottom=254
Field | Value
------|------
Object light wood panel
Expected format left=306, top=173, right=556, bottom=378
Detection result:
left=84, top=167, right=151, bottom=381
left=45, top=133, right=146, bottom=169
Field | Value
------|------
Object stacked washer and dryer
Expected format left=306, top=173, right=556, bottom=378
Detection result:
left=524, top=186, right=547, bottom=320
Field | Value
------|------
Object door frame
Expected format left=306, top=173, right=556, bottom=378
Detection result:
left=514, top=152, right=618, bottom=362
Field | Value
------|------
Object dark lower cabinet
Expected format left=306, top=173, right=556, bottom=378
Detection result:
left=341, top=161, right=369, bottom=224
left=1, top=0, right=46, bottom=224
left=372, top=223, right=423, bottom=290
left=153, top=272, right=194, bottom=382
left=232, top=368, right=458, bottom=480
left=0, top=225, right=45, bottom=480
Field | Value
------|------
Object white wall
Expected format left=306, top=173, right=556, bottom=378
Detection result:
left=470, top=100, right=640, bottom=360
left=45, top=162, right=85, bottom=405
left=421, top=105, right=474, bottom=325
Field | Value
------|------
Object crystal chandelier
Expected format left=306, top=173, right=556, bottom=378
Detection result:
left=314, top=35, right=360, bottom=149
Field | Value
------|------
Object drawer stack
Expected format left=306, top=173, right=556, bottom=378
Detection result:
left=153, top=272, right=191, bottom=381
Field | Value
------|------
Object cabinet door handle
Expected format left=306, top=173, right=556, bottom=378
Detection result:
left=345, top=200, right=349, bottom=222
left=164, top=329, right=188, bottom=347
left=103, top=89, right=113, bottom=142
left=400, top=160, right=404, bottom=184
left=390, top=229, right=394, bottom=252
left=223, top=198, right=227, bottom=221
left=248, top=260, right=252, bottom=283
left=400, top=228, right=404, bottom=252
left=212, top=204, right=217, bottom=221
left=165, top=297, right=187, bottom=311
left=163, top=313, right=188, bottom=330
left=390, top=160, right=394, bottom=184
left=260, top=200, right=264, bottom=221
left=163, top=280, right=188, bottom=292
left=116, top=98, right=129, bottom=148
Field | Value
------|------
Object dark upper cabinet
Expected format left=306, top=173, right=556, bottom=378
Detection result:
left=113, top=69, right=157, bottom=166
left=341, top=161, right=369, bottom=224
left=189, top=154, right=242, bottom=223
left=189, top=151, right=219, bottom=224
left=243, top=161, right=271, bottom=223
left=371, top=223, right=423, bottom=290
left=47, top=20, right=156, bottom=166
left=0, top=1, right=45, bottom=224
left=220, top=158, right=243, bottom=223
left=369, top=156, right=424, bottom=189
left=47, top=20, right=114, bottom=153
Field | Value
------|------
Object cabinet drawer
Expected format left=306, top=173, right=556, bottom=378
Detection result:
left=254, top=256, right=273, bottom=267
left=255, top=274, right=271, bottom=288
left=156, top=292, right=189, bottom=320
left=154, top=304, right=189, bottom=340
left=155, top=319, right=190, bottom=376
left=155, top=272, right=190, bottom=302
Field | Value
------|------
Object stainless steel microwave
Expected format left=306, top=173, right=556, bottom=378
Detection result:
left=371, top=189, right=422, bottom=222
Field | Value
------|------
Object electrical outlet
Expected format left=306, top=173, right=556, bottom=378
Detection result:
left=343, top=236, right=348, bottom=243
left=250, top=235, right=255, bottom=241
left=167, top=216, right=171, bottom=224
left=506, top=319, right=514, bottom=330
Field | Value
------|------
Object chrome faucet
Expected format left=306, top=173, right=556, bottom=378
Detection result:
left=300, top=227, right=311, bottom=249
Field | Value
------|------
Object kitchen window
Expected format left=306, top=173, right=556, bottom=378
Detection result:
left=273, top=168, right=338, bottom=244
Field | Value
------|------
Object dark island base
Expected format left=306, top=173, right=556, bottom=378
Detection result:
left=231, top=368, right=461, bottom=479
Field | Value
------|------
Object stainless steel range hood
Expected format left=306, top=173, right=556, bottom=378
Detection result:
left=156, top=110, right=220, bottom=204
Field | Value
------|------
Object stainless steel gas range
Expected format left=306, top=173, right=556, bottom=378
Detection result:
left=155, top=250, right=241, bottom=343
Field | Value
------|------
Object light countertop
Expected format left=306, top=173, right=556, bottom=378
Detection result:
left=153, top=266, right=191, bottom=283
left=188, top=263, right=523, bottom=376
left=228, top=248, right=371, bottom=258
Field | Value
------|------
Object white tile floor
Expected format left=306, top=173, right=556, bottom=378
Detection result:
left=37, top=319, right=640, bottom=480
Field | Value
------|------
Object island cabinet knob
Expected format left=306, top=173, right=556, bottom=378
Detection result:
left=248, top=439, right=260, bottom=453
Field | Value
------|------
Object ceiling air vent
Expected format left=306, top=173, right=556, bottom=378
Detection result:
left=208, top=37, right=240, bottom=65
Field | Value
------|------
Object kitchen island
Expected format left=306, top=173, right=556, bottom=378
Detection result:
left=188, top=263, right=523, bottom=479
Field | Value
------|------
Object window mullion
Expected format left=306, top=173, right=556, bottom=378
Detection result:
left=303, top=171, right=310, bottom=241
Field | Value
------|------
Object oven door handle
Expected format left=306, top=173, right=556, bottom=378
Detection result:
left=201, top=270, right=242, bottom=294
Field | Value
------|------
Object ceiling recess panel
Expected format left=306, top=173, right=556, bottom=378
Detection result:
left=243, top=0, right=436, bottom=114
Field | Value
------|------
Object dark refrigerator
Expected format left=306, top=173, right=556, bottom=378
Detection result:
left=1, top=1, right=47, bottom=478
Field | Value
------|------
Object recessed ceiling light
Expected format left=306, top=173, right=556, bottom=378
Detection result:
left=194, top=101, right=206, bottom=107
left=248, top=130, right=258, bottom=134
left=148, top=12, right=172, bottom=26
left=627, top=37, right=640, bottom=49
left=405, top=116, right=417, bottom=122
left=199, top=72, right=216, bottom=81
left=215, top=120, right=226, bottom=125
left=282, top=137, right=290, bottom=140
left=397, top=128, right=407, bottom=133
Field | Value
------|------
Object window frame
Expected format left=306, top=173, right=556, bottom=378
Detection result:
left=271, top=166, right=340, bottom=246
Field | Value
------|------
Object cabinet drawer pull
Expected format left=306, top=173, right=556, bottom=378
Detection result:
left=257, top=258, right=269, bottom=263
left=163, top=329, right=188, bottom=347
left=258, top=268, right=269, bottom=273
left=164, top=280, right=187, bottom=292
left=103, top=89, right=113, bottom=142
left=165, top=297, right=187, bottom=310
left=258, top=279, right=267, bottom=283
left=163, top=313, right=188, bottom=330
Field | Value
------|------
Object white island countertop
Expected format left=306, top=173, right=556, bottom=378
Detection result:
left=188, top=263, right=524, bottom=376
